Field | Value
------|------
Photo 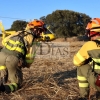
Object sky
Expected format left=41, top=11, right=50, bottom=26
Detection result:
left=0, top=0, right=100, bottom=30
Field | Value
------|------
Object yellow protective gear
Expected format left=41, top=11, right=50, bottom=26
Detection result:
left=2, top=33, right=26, bottom=56
left=25, top=42, right=40, bottom=67
left=2, top=31, right=38, bottom=67
left=75, top=39, right=100, bottom=98
left=0, top=28, right=40, bottom=93
left=73, top=39, right=100, bottom=66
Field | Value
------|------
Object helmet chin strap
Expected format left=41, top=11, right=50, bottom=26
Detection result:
left=89, top=32, right=100, bottom=37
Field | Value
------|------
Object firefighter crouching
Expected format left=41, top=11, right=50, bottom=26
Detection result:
left=73, top=18, right=100, bottom=100
left=0, top=19, right=45, bottom=93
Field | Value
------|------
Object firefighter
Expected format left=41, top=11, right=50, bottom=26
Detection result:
left=0, top=19, right=45, bottom=93
left=73, top=18, right=100, bottom=100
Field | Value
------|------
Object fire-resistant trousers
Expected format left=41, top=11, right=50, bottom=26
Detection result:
left=0, top=51, right=23, bottom=85
left=77, top=64, right=97, bottom=98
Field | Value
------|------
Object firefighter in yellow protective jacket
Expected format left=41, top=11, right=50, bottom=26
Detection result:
left=0, top=19, right=45, bottom=93
left=73, top=18, right=100, bottom=100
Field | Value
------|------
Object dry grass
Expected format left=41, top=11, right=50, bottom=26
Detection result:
left=0, top=38, right=87, bottom=100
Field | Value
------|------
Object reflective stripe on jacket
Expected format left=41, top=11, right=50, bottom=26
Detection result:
left=73, top=39, right=100, bottom=67
left=2, top=31, right=38, bottom=66
left=25, top=42, right=40, bottom=65
left=2, top=35, right=25, bottom=55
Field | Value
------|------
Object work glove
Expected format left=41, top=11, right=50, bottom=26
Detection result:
left=0, top=69, right=8, bottom=85
left=81, top=57, right=92, bottom=65
left=18, top=58, right=29, bottom=68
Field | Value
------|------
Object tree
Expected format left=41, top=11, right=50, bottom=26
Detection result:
left=45, top=10, right=91, bottom=38
left=9, top=20, right=28, bottom=31
left=7, top=10, right=91, bottom=38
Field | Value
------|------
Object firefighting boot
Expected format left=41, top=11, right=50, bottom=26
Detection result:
left=78, top=97, right=87, bottom=100
left=96, top=91, right=100, bottom=100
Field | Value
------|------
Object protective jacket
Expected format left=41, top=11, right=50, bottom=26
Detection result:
left=73, top=38, right=100, bottom=71
left=73, top=38, right=100, bottom=95
left=0, top=31, right=37, bottom=93
left=2, top=31, right=36, bottom=65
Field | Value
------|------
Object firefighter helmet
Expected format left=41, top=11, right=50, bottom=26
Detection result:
left=86, top=18, right=100, bottom=30
left=25, top=19, right=45, bottom=30
left=90, top=23, right=100, bottom=32
left=88, top=23, right=100, bottom=37
left=86, top=18, right=100, bottom=37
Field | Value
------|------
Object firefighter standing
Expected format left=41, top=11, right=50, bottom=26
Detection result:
left=0, top=19, right=45, bottom=93
left=73, top=18, right=100, bottom=100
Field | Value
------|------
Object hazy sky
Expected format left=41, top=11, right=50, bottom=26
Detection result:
left=0, top=0, right=100, bottom=29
